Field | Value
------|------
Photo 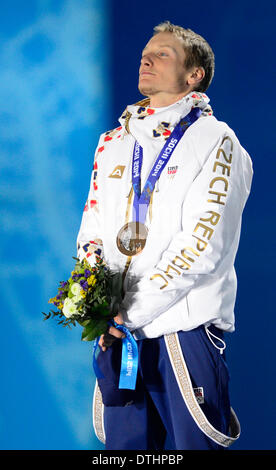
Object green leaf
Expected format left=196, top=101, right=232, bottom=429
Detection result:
left=77, top=318, right=92, bottom=327
left=81, top=328, right=95, bottom=342
left=81, top=318, right=108, bottom=342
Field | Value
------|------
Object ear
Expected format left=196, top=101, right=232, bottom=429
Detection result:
left=187, top=66, right=205, bottom=87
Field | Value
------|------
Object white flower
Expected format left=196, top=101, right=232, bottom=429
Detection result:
left=63, top=297, right=78, bottom=318
left=72, top=293, right=82, bottom=303
left=70, top=282, right=82, bottom=296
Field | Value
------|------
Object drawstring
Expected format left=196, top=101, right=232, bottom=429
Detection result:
left=155, top=179, right=160, bottom=192
left=205, top=325, right=226, bottom=355
left=126, top=185, right=132, bottom=197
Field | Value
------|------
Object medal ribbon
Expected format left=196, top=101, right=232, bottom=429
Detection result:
left=132, top=107, right=202, bottom=224
left=92, top=320, right=138, bottom=390
left=111, top=320, right=138, bottom=390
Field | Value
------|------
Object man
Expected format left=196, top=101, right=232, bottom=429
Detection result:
left=77, top=21, right=253, bottom=450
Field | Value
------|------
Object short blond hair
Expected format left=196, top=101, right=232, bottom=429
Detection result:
left=153, top=21, right=215, bottom=92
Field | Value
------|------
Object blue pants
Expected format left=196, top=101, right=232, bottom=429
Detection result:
left=102, top=325, right=231, bottom=450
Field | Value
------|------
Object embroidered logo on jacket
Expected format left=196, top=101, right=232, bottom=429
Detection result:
left=167, top=165, right=178, bottom=178
left=109, top=165, right=126, bottom=179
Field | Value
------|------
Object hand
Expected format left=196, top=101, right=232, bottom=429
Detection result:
left=98, top=312, right=125, bottom=352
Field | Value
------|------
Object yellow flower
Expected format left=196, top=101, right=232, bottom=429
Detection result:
left=58, top=302, right=63, bottom=310
left=48, top=297, right=57, bottom=304
left=82, top=258, right=90, bottom=269
left=87, top=275, right=96, bottom=286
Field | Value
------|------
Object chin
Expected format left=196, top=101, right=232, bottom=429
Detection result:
left=138, top=84, right=156, bottom=97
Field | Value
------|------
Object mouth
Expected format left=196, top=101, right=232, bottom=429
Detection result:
left=139, top=71, right=155, bottom=79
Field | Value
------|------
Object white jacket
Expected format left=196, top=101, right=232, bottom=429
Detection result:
left=77, top=92, right=253, bottom=339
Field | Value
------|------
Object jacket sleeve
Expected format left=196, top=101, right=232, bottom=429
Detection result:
left=120, top=130, right=253, bottom=331
left=76, top=135, right=104, bottom=266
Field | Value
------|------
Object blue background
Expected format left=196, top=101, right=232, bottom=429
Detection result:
left=0, top=0, right=275, bottom=450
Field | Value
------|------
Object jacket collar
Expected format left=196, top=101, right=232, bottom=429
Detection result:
left=119, top=91, right=213, bottom=137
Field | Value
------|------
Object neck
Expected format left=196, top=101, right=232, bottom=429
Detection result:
left=149, top=90, right=191, bottom=108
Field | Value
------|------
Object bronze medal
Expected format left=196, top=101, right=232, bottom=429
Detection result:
left=116, top=221, right=148, bottom=256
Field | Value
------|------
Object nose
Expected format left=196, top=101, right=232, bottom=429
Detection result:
left=141, top=53, right=153, bottom=67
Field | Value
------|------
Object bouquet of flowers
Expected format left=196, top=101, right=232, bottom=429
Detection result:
left=43, top=256, right=122, bottom=341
